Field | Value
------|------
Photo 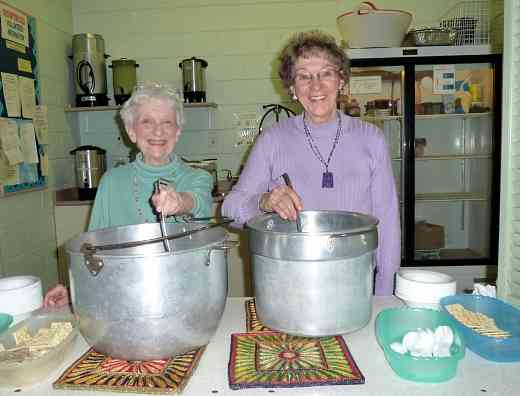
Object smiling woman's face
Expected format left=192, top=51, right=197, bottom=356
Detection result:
left=127, top=99, right=181, bottom=166
left=291, top=54, right=344, bottom=124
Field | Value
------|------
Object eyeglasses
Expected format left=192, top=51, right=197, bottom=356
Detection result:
left=294, top=68, right=339, bottom=85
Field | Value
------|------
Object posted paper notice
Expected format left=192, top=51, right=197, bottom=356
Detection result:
left=0, top=118, right=23, bottom=165
left=20, top=122, right=39, bottom=163
left=1, top=72, right=21, bottom=117
left=18, top=76, right=36, bottom=119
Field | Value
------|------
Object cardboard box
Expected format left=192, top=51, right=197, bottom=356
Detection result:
left=415, top=222, right=445, bottom=250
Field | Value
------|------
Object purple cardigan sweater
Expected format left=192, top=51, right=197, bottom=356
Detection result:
left=222, top=113, right=401, bottom=295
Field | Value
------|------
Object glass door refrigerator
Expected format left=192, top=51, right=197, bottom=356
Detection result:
left=345, top=46, right=502, bottom=268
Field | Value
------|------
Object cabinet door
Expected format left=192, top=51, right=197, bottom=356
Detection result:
left=414, top=62, right=496, bottom=261
left=348, top=66, right=405, bottom=258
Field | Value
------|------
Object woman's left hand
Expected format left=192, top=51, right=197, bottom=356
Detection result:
left=151, top=184, right=194, bottom=217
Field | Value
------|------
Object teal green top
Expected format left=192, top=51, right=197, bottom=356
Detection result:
left=88, top=153, right=213, bottom=231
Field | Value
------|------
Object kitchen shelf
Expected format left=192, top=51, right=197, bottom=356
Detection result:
left=415, top=192, right=488, bottom=202
left=64, top=102, right=218, bottom=112
left=416, top=154, right=492, bottom=160
left=416, top=112, right=492, bottom=120
left=362, top=115, right=403, bottom=122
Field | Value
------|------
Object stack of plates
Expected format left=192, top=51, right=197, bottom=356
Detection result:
left=0, top=276, right=43, bottom=325
left=395, top=270, right=456, bottom=310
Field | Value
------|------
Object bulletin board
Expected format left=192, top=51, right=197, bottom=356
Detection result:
left=0, top=0, right=47, bottom=197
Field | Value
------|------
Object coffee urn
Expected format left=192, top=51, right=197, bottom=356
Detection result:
left=109, top=58, right=139, bottom=105
left=179, top=57, right=208, bottom=103
left=72, top=33, right=109, bottom=107
left=70, top=145, right=106, bottom=200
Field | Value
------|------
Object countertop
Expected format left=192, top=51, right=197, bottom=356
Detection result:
left=2, top=297, right=519, bottom=396
left=55, top=180, right=234, bottom=206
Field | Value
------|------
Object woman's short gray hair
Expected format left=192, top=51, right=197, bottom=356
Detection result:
left=278, top=30, right=350, bottom=89
left=120, top=81, right=184, bottom=129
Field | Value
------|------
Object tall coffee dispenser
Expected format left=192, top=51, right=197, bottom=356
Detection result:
left=72, top=33, right=109, bottom=107
left=109, top=58, right=139, bottom=105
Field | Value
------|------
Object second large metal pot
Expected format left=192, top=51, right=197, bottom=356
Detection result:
left=246, top=210, right=378, bottom=337
left=66, top=222, right=230, bottom=360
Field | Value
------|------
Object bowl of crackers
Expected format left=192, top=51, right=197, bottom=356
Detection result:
left=440, top=294, right=520, bottom=362
left=0, top=311, right=78, bottom=387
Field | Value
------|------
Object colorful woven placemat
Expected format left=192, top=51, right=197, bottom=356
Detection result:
left=53, top=347, right=205, bottom=394
left=228, top=331, right=365, bottom=389
left=228, top=299, right=365, bottom=389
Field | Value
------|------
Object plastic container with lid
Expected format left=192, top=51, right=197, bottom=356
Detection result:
left=376, top=307, right=465, bottom=382
left=0, top=312, right=78, bottom=387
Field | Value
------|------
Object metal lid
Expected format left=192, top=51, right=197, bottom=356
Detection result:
left=70, top=145, right=107, bottom=155
left=179, top=57, right=208, bottom=68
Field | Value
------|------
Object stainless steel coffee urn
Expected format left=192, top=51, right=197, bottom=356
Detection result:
left=72, top=33, right=109, bottom=107
left=70, top=145, right=106, bottom=200
left=179, top=57, right=208, bottom=103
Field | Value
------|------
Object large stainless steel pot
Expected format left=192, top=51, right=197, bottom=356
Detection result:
left=66, top=222, right=231, bottom=360
left=246, top=210, right=378, bottom=337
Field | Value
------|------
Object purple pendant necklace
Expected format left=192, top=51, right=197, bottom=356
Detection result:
left=302, top=111, right=342, bottom=188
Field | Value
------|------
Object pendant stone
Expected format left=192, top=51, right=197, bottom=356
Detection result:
left=322, top=171, right=334, bottom=188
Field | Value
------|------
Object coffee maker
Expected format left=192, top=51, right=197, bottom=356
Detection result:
left=179, top=57, right=208, bottom=103
left=72, top=33, right=109, bottom=107
left=70, top=145, right=106, bottom=200
left=110, top=58, right=139, bottom=105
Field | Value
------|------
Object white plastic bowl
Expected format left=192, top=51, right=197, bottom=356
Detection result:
left=0, top=276, right=43, bottom=324
left=395, top=270, right=456, bottom=310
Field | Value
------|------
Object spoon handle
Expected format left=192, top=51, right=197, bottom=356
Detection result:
left=155, top=179, right=172, bottom=252
left=281, top=173, right=303, bottom=232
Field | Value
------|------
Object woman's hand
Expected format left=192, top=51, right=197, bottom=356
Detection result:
left=43, top=284, right=69, bottom=308
left=151, top=184, right=194, bottom=217
left=259, top=185, right=303, bottom=221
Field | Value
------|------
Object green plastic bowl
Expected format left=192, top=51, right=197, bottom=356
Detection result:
left=0, top=313, right=13, bottom=334
left=376, top=308, right=465, bottom=382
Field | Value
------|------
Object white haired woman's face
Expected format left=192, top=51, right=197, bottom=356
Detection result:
left=127, top=98, right=181, bottom=166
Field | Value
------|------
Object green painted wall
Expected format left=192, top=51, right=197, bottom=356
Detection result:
left=0, top=0, right=73, bottom=292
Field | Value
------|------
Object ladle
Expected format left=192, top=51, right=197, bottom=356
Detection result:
left=281, top=173, right=303, bottom=232
left=155, top=179, right=171, bottom=252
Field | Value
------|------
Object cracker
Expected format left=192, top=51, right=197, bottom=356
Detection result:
left=446, top=303, right=511, bottom=339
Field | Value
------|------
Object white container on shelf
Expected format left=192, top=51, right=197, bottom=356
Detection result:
left=395, top=269, right=456, bottom=310
left=337, top=1, right=412, bottom=48
left=0, top=276, right=43, bottom=325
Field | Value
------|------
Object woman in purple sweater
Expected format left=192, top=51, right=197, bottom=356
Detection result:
left=222, top=30, right=401, bottom=295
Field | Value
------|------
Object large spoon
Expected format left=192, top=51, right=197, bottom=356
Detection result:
left=281, top=173, right=303, bottom=232
left=155, top=179, right=171, bottom=252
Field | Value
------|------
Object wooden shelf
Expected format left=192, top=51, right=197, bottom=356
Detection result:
left=416, top=192, right=488, bottom=202
left=64, top=102, right=218, bottom=112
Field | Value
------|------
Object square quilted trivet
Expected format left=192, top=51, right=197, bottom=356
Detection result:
left=228, top=331, right=365, bottom=389
left=53, top=347, right=205, bottom=394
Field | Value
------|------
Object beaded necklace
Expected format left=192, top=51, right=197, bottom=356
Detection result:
left=302, top=111, right=343, bottom=188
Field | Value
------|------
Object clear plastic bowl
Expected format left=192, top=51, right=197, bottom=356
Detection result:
left=440, top=294, right=520, bottom=362
left=0, top=312, right=78, bottom=387
left=375, top=308, right=465, bottom=382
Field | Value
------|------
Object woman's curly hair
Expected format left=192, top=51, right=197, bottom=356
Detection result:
left=278, top=30, right=350, bottom=89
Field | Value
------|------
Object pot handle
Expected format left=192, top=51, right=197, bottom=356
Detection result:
left=80, top=217, right=233, bottom=275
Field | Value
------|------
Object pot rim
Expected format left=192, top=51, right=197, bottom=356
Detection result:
left=245, top=209, right=379, bottom=236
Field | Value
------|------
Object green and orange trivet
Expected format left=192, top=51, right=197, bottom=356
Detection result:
left=228, top=299, right=365, bottom=390
left=54, top=347, right=204, bottom=394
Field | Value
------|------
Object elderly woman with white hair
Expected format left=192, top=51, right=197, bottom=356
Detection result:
left=88, top=81, right=213, bottom=230
left=44, top=82, right=213, bottom=307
